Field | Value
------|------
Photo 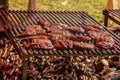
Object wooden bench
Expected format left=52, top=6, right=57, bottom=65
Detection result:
left=103, top=0, right=119, bottom=27
left=103, top=9, right=120, bottom=27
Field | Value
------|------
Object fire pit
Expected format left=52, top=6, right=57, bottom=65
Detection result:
left=0, top=10, right=120, bottom=80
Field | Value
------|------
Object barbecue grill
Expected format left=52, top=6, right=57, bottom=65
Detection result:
left=0, top=10, right=120, bottom=56
left=103, top=9, right=120, bottom=27
left=0, top=10, right=120, bottom=80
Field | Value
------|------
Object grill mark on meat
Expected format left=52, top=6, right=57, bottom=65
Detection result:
left=25, top=25, right=46, bottom=35
left=88, top=31, right=109, bottom=41
left=24, top=39, right=54, bottom=50
left=48, top=34, right=65, bottom=41
left=73, top=41, right=95, bottom=50
left=65, top=27, right=85, bottom=33
left=15, top=25, right=46, bottom=38
left=50, top=30, right=71, bottom=37
left=20, top=35, right=48, bottom=41
left=86, top=24, right=104, bottom=31
left=96, top=36, right=115, bottom=49
left=53, top=40, right=73, bottom=49
left=38, top=20, right=51, bottom=27
left=96, top=41, right=115, bottom=49
left=87, top=27, right=115, bottom=49
left=69, top=35, right=91, bottom=42
left=38, top=20, right=84, bottom=33
left=16, top=32, right=47, bottom=38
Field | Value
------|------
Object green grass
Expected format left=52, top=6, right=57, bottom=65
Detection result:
left=9, top=0, right=116, bottom=21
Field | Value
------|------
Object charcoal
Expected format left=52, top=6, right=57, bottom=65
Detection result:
left=0, top=36, right=120, bottom=80
left=111, top=56, right=119, bottom=61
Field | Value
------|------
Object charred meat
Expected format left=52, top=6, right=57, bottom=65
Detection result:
left=69, top=35, right=91, bottom=42
left=65, top=27, right=85, bottom=33
left=73, top=41, right=95, bottom=50
left=88, top=31, right=109, bottom=41
left=24, top=39, right=54, bottom=50
left=16, top=20, right=116, bottom=50
left=53, top=40, right=73, bottom=49
left=38, top=20, right=84, bottom=33
left=88, top=30, right=115, bottom=49
left=25, top=25, right=46, bottom=35
left=16, top=25, right=46, bottom=37
left=20, top=35, right=48, bottom=41
left=86, top=24, right=104, bottom=31
left=96, top=36, right=115, bottom=49
left=48, top=34, right=65, bottom=41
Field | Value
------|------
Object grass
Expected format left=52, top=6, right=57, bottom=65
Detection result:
left=9, top=0, right=119, bottom=21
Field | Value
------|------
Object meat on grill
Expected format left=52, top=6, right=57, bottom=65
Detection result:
left=25, top=25, right=46, bottom=35
left=65, top=27, right=85, bottom=33
left=96, top=36, right=115, bottom=49
left=96, top=41, right=114, bottom=49
left=88, top=30, right=115, bottom=49
left=25, top=25, right=42, bottom=30
left=42, top=24, right=62, bottom=33
left=69, top=35, right=91, bottom=42
left=17, top=20, right=116, bottom=50
left=53, top=40, right=73, bottom=49
left=38, top=20, right=63, bottom=31
left=48, top=31, right=72, bottom=41
left=86, top=24, right=104, bottom=31
left=51, top=30, right=72, bottom=37
left=88, top=31, right=109, bottom=41
left=20, top=35, right=48, bottom=41
left=16, top=25, right=46, bottom=37
left=73, top=41, right=95, bottom=50
left=38, top=20, right=84, bottom=33
left=38, top=20, right=51, bottom=27
left=48, top=34, right=65, bottom=41
left=24, top=39, right=54, bottom=49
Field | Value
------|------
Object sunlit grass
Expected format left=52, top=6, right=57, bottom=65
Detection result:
left=9, top=0, right=108, bottom=21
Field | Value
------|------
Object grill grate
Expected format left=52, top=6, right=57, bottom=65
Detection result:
left=0, top=10, right=120, bottom=55
left=103, top=9, right=120, bottom=27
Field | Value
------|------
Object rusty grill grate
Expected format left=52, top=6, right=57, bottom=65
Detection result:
left=0, top=10, right=120, bottom=55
